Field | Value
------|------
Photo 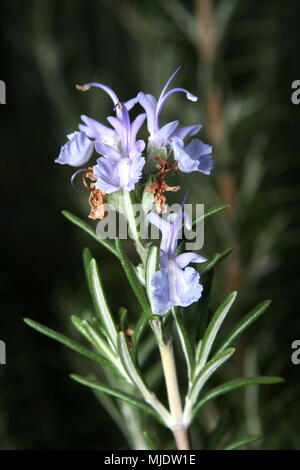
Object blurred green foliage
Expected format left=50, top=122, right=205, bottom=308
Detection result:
left=1, top=0, right=300, bottom=449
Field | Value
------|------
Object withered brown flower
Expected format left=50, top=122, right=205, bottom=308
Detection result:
left=146, top=156, right=180, bottom=213
left=83, top=168, right=106, bottom=220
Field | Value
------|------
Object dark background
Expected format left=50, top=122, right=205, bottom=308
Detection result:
left=0, top=0, right=300, bottom=449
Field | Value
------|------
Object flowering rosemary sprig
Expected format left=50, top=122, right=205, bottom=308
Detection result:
left=25, top=68, right=283, bottom=450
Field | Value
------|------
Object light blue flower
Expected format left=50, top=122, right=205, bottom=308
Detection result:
left=171, top=136, right=213, bottom=174
left=56, top=80, right=146, bottom=193
left=74, top=82, right=146, bottom=193
left=76, top=82, right=146, bottom=160
left=137, top=66, right=201, bottom=151
left=55, top=131, right=94, bottom=167
left=148, top=201, right=207, bottom=315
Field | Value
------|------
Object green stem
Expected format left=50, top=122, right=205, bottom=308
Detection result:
left=122, top=190, right=147, bottom=262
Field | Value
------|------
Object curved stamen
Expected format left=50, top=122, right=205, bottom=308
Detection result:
left=157, top=66, right=182, bottom=109
left=156, top=88, right=198, bottom=128
left=70, top=168, right=88, bottom=191
left=76, top=82, right=119, bottom=106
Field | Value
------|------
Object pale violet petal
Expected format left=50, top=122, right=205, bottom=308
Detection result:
left=55, top=131, right=94, bottom=167
left=93, top=155, right=145, bottom=194
left=95, top=142, right=121, bottom=160
left=175, top=252, right=207, bottom=269
left=167, top=261, right=203, bottom=308
left=130, top=113, right=146, bottom=143
left=153, top=120, right=179, bottom=148
left=79, top=115, right=117, bottom=143
left=172, top=137, right=213, bottom=174
left=173, top=266, right=203, bottom=307
left=171, top=137, right=199, bottom=173
left=170, top=124, right=202, bottom=140
left=151, top=268, right=172, bottom=315
left=124, top=96, right=139, bottom=111
left=137, top=92, right=158, bottom=135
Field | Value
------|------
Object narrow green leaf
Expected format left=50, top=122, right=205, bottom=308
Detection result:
left=172, top=307, right=195, bottom=381
left=115, top=238, right=151, bottom=316
left=177, top=205, right=229, bottom=254
left=92, top=390, right=128, bottom=438
left=195, top=339, right=203, bottom=364
left=132, top=311, right=149, bottom=360
left=193, top=269, right=214, bottom=342
left=70, top=374, right=161, bottom=422
left=224, top=435, right=262, bottom=450
left=24, top=318, right=109, bottom=368
left=199, top=248, right=232, bottom=276
left=118, top=332, right=150, bottom=394
left=71, top=316, right=119, bottom=368
left=82, top=247, right=93, bottom=293
left=183, top=348, right=235, bottom=425
left=217, top=300, right=272, bottom=353
left=206, top=409, right=230, bottom=450
left=196, top=292, right=237, bottom=372
left=62, top=210, right=118, bottom=257
left=118, top=332, right=171, bottom=426
left=143, top=431, right=160, bottom=450
left=118, top=307, right=128, bottom=331
left=192, top=204, right=229, bottom=229
left=90, top=259, right=118, bottom=349
left=191, top=376, right=284, bottom=423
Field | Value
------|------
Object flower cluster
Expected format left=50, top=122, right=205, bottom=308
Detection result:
left=55, top=67, right=213, bottom=315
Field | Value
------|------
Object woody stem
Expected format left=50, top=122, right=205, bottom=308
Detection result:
left=159, top=340, right=191, bottom=450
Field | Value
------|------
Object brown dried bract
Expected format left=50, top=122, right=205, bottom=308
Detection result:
left=146, top=156, right=180, bottom=213
left=83, top=168, right=106, bottom=220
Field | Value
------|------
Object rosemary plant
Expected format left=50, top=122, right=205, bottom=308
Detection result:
left=24, top=68, right=282, bottom=450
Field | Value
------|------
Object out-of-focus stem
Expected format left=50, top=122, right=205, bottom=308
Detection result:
left=196, top=0, right=215, bottom=61
left=195, top=0, right=242, bottom=292
left=159, top=340, right=190, bottom=450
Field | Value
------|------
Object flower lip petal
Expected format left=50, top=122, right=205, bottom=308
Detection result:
left=55, top=131, right=94, bottom=167
left=170, top=124, right=202, bottom=140
left=175, top=252, right=207, bottom=269
left=151, top=267, right=172, bottom=315
left=172, top=137, right=213, bottom=174
left=93, top=154, right=145, bottom=194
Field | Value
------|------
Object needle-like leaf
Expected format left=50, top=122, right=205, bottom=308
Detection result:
left=24, top=318, right=109, bottom=368
left=62, top=210, right=118, bottom=257
left=70, top=374, right=162, bottom=422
